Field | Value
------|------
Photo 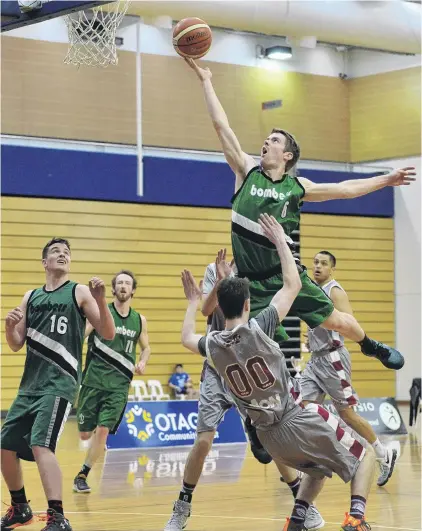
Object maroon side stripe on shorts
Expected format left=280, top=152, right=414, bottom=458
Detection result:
left=308, top=403, right=366, bottom=461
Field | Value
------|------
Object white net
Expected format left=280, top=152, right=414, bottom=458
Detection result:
left=64, top=0, right=130, bottom=68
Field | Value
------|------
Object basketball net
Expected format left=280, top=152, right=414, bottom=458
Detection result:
left=64, top=0, right=130, bottom=68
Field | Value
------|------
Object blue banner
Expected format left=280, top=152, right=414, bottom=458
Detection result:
left=106, top=400, right=247, bottom=450
left=324, top=397, right=407, bottom=435
left=1, top=145, right=393, bottom=216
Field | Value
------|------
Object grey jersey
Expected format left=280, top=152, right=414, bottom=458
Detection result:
left=199, top=306, right=302, bottom=429
left=308, top=279, right=345, bottom=354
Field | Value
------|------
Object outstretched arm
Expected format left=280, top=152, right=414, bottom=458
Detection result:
left=258, top=214, right=302, bottom=322
left=181, top=269, right=204, bottom=354
left=299, top=167, right=416, bottom=202
left=185, top=59, right=256, bottom=190
left=201, top=249, right=233, bottom=317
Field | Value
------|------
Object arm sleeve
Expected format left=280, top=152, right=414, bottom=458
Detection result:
left=254, top=305, right=280, bottom=339
left=198, top=336, right=207, bottom=357
left=202, top=264, right=217, bottom=295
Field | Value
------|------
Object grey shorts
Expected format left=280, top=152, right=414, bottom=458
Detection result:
left=300, top=347, right=359, bottom=411
left=197, top=364, right=246, bottom=433
left=258, top=403, right=367, bottom=483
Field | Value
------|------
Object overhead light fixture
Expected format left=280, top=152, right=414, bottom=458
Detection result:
left=257, top=45, right=292, bottom=61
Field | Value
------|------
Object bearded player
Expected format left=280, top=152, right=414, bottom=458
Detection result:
left=184, top=57, right=416, bottom=372
left=73, top=270, right=150, bottom=494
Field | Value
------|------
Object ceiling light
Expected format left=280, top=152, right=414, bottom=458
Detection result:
left=256, top=45, right=292, bottom=61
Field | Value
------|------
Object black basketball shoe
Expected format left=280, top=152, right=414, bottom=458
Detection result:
left=244, top=417, right=272, bottom=465
left=1, top=502, right=34, bottom=530
left=40, top=509, right=72, bottom=531
left=361, top=338, right=404, bottom=370
left=73, top=473, right=91, bottom=493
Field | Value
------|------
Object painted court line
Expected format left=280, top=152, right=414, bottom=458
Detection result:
left=52, top=510, right=420, bottom=530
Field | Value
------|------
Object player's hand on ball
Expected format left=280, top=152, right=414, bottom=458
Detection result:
left=5, top=307, right=24, bottom=328
left=215, top=248, right=234, bottom=280
left=89, top=277, right=106, bottom=301
left=385, top=167, right=416, bottom=187
left=184, top=57, right=212, bottom=82
left=135, top=360, right=147, bottom=375
left=259, top=213, right=286, bottom=245
left=181, top=270, right=202, bottom=302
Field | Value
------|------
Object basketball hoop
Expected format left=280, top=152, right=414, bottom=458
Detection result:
left=64, top=0, right=130, bottom=68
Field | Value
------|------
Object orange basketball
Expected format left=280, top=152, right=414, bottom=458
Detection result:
left=173, top=17, right=212, bottom=59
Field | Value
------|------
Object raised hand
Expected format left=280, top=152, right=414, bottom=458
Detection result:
left=386, top=167, right=416, bottom=187
left=184, top=57, right=212, bottom=82
left=258, top=213, right=286, bottom=245
left=89, top=277, right=106, bottom=302
left=5, top=307, right=24, bottom=328
left=181, top=270, right=202, bottom=302
left=215, top=248, right=233, bottom=281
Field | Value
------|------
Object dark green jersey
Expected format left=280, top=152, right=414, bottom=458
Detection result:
left=232, top=166, right=305, bottom=277
left=83, top=303, right=142, bottom=391
left=20, top=280, right=86, bottom=403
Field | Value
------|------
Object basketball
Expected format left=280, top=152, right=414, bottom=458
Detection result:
left=173, top=17, right=212, bottom=59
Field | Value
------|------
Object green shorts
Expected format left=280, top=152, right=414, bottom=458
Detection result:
left=249, top=267, right=335, bottom=343
left=1, top=394, right=72, bottom=462
left=77, top=385, right=128, bottom=434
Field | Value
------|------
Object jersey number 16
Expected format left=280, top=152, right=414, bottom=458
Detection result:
left=50, top=315, right=68, bottom=335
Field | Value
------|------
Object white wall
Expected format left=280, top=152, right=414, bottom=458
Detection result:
left=369, top=157, right=422, bottom=401
left=3, top=18, right=347, bottom=78
left=6, top=15, right=420, bottom=79
left=349, top=49, right=421, bottom=78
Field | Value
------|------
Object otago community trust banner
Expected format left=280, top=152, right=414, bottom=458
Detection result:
left=106, top=400, right=247, bottom=450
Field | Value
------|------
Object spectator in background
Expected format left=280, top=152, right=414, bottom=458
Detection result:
left=169, top=364, right=197, bottom=398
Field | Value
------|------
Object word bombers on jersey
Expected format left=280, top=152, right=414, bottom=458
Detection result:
left=30, top=302, right=68, bottom=313
left=115, top=325, right=137, bottom=338
left=250, top=184, right=292, bottom=201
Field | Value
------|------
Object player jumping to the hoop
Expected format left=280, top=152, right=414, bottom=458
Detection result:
left=184, top=57, right=416, bottom=370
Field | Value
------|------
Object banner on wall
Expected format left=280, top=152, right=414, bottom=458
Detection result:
left=324, top=397, right=407, bottom=435
left=106, top=400, right=247, bottom=450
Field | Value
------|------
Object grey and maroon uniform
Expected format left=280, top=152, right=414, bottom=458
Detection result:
left=198, top=305, right=367, bottom=482
left=301, top=279, right=359, bottom=411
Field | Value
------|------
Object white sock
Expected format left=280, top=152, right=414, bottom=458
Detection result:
left=372, top=438, right=386, bottom=459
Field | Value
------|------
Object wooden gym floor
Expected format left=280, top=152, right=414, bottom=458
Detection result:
left=1, top=412, right=421, bottom=531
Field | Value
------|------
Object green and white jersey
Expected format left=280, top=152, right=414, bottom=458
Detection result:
left=83, top=303, right=142, bottom=391
left=20, top=280, right=86, bottom=403
left=232, top=166, right=305, bottom=277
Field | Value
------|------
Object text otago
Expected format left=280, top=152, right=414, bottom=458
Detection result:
left=250, top=184, right=291, bottom=201
left=115, top=325, right=137, bottom=338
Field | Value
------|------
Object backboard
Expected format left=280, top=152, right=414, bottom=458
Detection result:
left=1, top=1, right=112, bottom=32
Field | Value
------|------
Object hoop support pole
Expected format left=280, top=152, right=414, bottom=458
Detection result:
left=136, top=19, right=143, bottom=196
